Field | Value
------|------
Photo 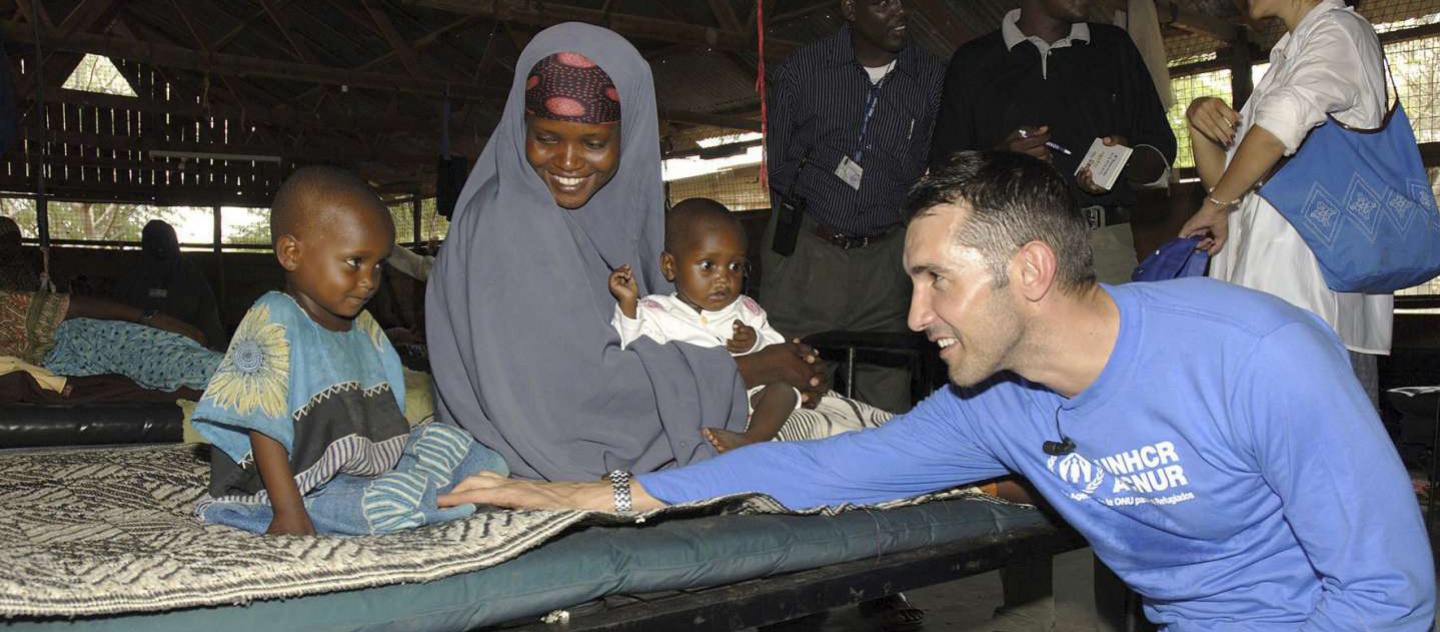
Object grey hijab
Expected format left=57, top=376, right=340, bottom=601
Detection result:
left=426, top=23, right=748, bottom=482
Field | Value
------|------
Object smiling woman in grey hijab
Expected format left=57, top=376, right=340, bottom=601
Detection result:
left=427, top=23, right=822, bottom=482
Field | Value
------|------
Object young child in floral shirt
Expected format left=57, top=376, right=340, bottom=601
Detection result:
left=192, top=166, right=506, bottom=536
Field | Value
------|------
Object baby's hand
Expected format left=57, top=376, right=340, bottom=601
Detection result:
left=726, top=321, right=757, bottom=354
left=609, top=265, right=639, bottom=318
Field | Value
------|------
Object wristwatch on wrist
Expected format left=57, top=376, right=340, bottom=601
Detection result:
left=608, top=470, right=633, bottom=514
left=139, top=309, right=158, bottom=326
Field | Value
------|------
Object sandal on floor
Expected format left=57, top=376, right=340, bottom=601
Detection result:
left=858, top=593, right=926, bottom=632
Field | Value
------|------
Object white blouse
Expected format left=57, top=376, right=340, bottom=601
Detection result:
left=1211, top=0, right=1392, bottom=354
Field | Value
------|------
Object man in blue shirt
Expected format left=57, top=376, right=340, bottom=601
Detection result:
left=441, top=151, right=1434, bottom=630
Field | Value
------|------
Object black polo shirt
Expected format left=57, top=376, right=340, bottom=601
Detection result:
left=929, top=20, right=1176, bottom=208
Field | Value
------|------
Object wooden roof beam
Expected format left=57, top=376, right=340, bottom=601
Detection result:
left=163, top=0, right=259, bottom=111
left=0, top=177, right=280, bottom=206
left=770, top=0, right=833, bottom=24
left=745, top=0, right=776, bottom=30
left=660, top=109, right=760, bottom=132
left=361, top=0, right=434, bottom=80
left=17, top=126, right=437, bottom=166
left=708, top=0, right=743, bottom=32
left=0, top=20, right=506, bottom=100
left=292, top=13, right=475, bottom=103
left=1095, top=0, right=1250, bottom=43
left=404, top=0, right=798, bottom=61
left=56, top=0, right=116, bottom=38
left=908, top=0, right=973, bottom=49
left=14, top=0, right=123, bottom=98
left=259, top=0, right=316, bottom=63
left=114, top=8, right=290, bottom=110
left=213, top=0, right=295, bottom=52
left=12, top=0, right=52, bottom=27
left=26, top=88, right=450, bottom=136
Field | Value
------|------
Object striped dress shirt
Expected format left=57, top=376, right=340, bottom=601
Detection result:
left=766, top=26, right=944, bottom=238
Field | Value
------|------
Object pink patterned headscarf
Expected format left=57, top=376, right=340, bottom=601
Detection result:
left=524, top=52, right=621, bottom=124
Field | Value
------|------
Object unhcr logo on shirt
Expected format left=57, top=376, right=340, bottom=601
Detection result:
left=1047, top=452, right=1106, bottom=497
left=1048, top=440, right=1196, bottom=506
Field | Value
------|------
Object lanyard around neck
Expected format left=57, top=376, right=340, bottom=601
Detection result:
left=853, top=72, right=890, bottom=164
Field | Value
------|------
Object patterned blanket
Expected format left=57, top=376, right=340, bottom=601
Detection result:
left=0, top=443, right=981, bottom=618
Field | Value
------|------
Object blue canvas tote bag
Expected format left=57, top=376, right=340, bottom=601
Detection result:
left=1256, top=66, right=1440, bottom=293
left=1132, top=236, right=1209, bottom=282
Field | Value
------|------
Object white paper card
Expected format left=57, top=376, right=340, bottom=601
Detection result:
left=1075, top=139, right=1133, bottom=191
left=835, top=156, right=864, bottom=190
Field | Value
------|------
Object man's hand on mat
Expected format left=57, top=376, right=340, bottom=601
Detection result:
left=438, top=471, right=666, bottom=513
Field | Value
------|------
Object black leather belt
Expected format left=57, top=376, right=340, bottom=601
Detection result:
left=812, top=223, right=895, bottom=250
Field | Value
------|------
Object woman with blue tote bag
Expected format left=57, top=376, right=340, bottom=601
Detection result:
left=1179, top=0, right=1390, bottom=405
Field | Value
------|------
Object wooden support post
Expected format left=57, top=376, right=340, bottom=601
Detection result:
left=411, top=193, right=421, bottom=247
left=1228, top=31, right=1256, bottom=110
left=35, top=194, right=47, bottom=249
left=29, top=9, right=49, bottom=251
left=213, top=204, right=225, bottom=328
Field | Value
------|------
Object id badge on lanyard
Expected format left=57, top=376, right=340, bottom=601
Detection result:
left=835, top=77, right=886, bottom=191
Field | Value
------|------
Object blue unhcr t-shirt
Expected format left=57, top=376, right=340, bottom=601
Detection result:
left=640, top=278, right=1434, bottom=630
left=193, top=291, right=409, bottom=500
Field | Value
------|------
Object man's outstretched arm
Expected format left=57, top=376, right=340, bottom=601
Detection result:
left=439, top=388, right=1011, bottom=512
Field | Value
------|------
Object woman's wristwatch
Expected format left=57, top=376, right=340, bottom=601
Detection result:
left=607, top=470, right=633, bottom=514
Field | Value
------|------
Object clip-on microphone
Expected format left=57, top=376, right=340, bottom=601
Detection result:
left=1043, top=437, right=1076, bottom=456
left=1042, top=406, right=1076, bottom=455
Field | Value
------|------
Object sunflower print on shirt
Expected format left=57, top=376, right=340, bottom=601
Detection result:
left=206, top=304, right=290, bottom=418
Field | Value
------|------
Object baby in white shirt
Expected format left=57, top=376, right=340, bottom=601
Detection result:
left=609, top=198, right=799, bottom=452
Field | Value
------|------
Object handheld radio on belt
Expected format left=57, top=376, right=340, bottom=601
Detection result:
left=771, top=147, right=811, bottom=257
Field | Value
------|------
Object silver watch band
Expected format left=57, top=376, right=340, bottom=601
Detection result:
left=608, top=469, right=633, bottom=514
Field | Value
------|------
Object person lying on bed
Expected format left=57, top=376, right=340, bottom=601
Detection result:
left=439, top=151, right=1436, bottom=630
left=1, top=286, right=216, bottom=394
left=191, top=166, right=507, bottom=536
left=608, top=198, right=800, bottom=454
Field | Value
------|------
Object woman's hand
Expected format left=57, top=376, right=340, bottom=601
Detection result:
left=1179, top=199, right=1233, bottom=256
left=734, top=340, right=826, bottom=408
left=1186, top=97, right=1240, bottom=147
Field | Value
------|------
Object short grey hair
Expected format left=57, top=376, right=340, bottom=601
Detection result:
left=907, top=151, right=1095, bottom=293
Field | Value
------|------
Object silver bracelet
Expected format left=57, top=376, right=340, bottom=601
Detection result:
left=608, top=470, right=633, bottom=514
left=1205, top=189, right=1240, bottom=208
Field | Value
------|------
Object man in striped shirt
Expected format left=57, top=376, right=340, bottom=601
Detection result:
left=759, top=0, right=944, bottom=416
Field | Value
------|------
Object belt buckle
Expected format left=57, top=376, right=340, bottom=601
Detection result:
left=838, top=234, right=868, bottom=250
left=1082, top=206, right=1105, bottom=231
